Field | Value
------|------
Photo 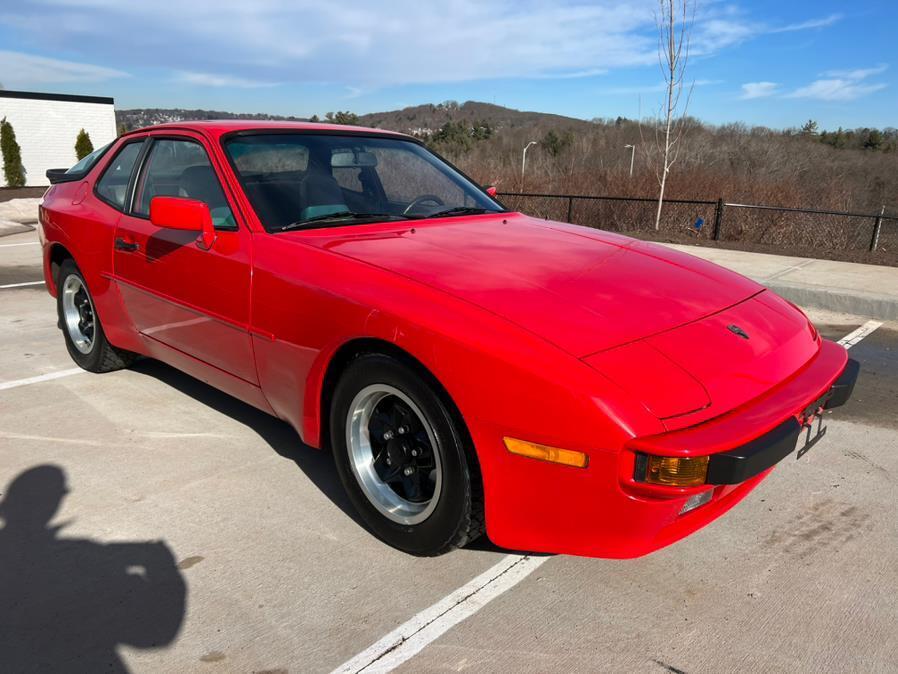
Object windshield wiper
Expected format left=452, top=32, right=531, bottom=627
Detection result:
left=422, top=207, right=497, bottom=219
left=278, top=211, right=408, bottom=232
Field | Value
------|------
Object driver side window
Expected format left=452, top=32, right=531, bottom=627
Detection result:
left=133, top=139, right=235, bottom=229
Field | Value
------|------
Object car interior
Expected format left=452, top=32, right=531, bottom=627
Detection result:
left=239, top=149, right=387, bottom=229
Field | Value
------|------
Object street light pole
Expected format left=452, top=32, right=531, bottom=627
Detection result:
left=624, top=144, right=636, bottom=178
left=521, top=140, right=537, bottom=191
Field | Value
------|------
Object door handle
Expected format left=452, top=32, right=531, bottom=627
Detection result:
left=114, top=237, right=140, bottom=252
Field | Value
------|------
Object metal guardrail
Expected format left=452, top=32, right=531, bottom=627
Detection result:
left=497, top=192, right=898, bottom=252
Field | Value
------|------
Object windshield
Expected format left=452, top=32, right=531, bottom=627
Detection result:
left=224, top=133, right=504, bottom=231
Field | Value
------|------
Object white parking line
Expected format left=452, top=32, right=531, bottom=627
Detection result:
left=0, top=280, right=44, bottom=288
left=0, top=368, right=84, bottom=392
left=0, top=241, right=39, bottom=248
left=331, top=554, right=549, bottom=674
left=838, top=320, right=883, bottom=348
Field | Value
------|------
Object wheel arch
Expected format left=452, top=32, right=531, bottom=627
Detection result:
left=317, top=337, right=484, bottom=492
left=46, top=242, right=75, bottom=295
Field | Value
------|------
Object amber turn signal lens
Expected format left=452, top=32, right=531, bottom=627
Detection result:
left=504, top=437, right=589, bottom=468
left=644, top=455, right=709, bottom=487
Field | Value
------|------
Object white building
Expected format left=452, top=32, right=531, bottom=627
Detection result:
left=0, top=90, right=117, bottom=187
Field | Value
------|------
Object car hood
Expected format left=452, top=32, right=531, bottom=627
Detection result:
left=585, top=291, right=821, bottom=426
left=299, top=212, right=763, bottom=356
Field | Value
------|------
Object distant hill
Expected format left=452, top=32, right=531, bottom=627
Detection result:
left=357, top=101, right=594, bottom=135
left=114, top=101, right=590, bottom=135
left=115, top=108, right=306, bottom=131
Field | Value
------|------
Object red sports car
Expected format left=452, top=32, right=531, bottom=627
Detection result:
left=39, top=121, right=858, bottom=558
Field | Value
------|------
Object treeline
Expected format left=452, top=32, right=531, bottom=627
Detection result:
left=385, top=110, right=897, bottom=218
left=790, top=119, right=895, bottom=152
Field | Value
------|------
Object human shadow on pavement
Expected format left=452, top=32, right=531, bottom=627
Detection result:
left=0, top=465, right=186, bottom=673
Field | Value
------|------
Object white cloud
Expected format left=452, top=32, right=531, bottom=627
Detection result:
left=0, top=50, right=128, bottom=86
left=771, top=13, right=843, bottom=33
left=0, top=2, right=851, bottom=91
left=689, top=10, right=841, bottom=55
left=823, top=64, right=888, bottom=80
left=788, top=64, right=888, bottom=102
left=6, top=1, right=659, bottom=86
left=740, top=81, right=779, bottom=99
left=174, top=71, right=278, bottom=88
left=788, top=79, right=886, bottom=101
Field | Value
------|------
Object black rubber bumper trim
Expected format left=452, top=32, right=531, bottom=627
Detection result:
left=706, top=358, right=860, bottom=485
left=825, top=358, right=860, bottom=409
left=706, top=417, right=802, bottom=485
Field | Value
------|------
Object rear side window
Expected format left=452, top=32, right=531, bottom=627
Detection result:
left=133, top=139, right=235, bottom=229
left=95, top=141, right=144, bottom=210
left=67, top=142, right=111, bottom=175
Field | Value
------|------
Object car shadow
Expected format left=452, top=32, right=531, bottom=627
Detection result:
left=0, top=464, right=186, bottom=672
left=126, top=359, right=535, bottom=556
left=128, top=358, right=366, bottom=529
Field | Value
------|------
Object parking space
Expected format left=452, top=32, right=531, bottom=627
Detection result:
left=2, top=236, right=897, bottom=672
left=0, top=228, right=42, bottom=289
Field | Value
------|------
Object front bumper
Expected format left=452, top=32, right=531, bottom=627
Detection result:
left=481, top=339, right=855, bottom=559
left=702, top=358, right=859, bottom=485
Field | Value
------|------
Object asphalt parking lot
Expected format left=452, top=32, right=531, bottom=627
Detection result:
left=2, top=225, right=897, bottom=673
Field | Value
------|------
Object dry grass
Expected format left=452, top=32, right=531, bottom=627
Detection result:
left=440, top=119, right=897, bottom=265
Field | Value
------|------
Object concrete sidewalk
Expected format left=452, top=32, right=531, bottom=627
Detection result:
left=0, top=198, right=41, bottom=237
left=664, top=243, right=898, bottom=321
left=0, top=198, right=41, bottom=223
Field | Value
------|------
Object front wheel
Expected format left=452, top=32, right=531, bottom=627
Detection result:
left=330, top=354, right=484, bottom=555
left=57, top=259, right=136, bottom=372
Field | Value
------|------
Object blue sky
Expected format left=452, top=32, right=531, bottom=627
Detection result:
left=1, top=0, right=895, bottom=129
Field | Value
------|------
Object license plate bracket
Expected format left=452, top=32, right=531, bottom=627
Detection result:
left=797, top=415, right=827, bottom=458
left=797, top=392, right=831, bottom=459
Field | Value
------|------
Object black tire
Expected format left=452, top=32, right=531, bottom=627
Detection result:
left=330, top=354, right=484, bottom=555
left=57, top=259, right=136, bottom=373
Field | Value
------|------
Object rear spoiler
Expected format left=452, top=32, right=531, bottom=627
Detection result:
left=46, top=168, right=84, bottom=185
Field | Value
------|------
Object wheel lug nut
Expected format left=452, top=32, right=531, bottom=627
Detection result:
left=410, top=449, right=418, bottom=457
left=397, top=426, right=407, bottom=435
left=383, top=430, right=394, bottom=440
left=403, top=466, right=414, bottom=476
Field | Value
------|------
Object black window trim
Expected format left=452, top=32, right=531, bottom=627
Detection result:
left=127, top=134, right=241, bottom=232
left=219, top=129, right=506, bottom=232
left=93, top=138, right=149, bottom=213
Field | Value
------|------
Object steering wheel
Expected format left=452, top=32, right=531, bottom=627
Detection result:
left=403, top=194, right=445, bottom=216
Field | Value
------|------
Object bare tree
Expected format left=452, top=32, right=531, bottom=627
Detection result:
left=643, top=0, right=695, bottom=230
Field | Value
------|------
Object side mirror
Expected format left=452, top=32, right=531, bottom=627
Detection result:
left=485, top=185, right=498, bottom=198
left=149, top=196, right=216, bottom=249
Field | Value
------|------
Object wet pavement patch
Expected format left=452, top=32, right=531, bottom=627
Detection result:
left=832, top=326, right=898, bottom=430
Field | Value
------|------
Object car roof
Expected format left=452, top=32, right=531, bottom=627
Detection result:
left=122, top=119, right=416, bottom=141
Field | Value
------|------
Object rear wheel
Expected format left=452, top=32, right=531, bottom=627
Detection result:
left=331, top=354, right=484, bottom=555
left=57, top=259, right=136, bottom=372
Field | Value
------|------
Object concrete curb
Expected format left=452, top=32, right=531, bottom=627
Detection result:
left=0, top=198, right=42, bottom=225
left=0, top=219, right=33, bottom=237
left=661, top=243, right=898, bottom=322
left=766, top=281, right=898, bottom=322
